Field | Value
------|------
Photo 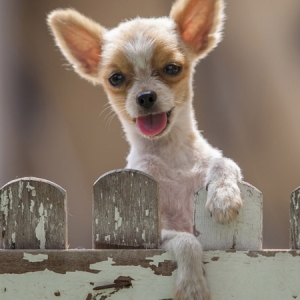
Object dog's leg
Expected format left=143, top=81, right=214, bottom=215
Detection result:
left=162, top=229, right=210, bottom=300
left=205, top=157, right=243, bottom=224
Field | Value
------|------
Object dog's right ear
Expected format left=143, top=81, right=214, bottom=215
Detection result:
left=47, top=9, right=106, bottom=84
left=170, top=0, right=224, bottom=60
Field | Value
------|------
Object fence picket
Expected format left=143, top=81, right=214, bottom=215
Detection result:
left=290, top=187, right=300, bottom=249
left=0, top=177, right=67, bottom=249
left=93, top=169, right=160, bottom=249
left=194, top=182, right=263, bottom=250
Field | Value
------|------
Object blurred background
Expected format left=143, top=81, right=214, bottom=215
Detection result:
left=0, top=0, right=299, bottom=249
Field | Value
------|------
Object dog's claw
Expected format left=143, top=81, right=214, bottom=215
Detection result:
left=206, top=183, right=210, bottom=191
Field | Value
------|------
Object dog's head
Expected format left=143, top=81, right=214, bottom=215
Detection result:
left=48, top=0, right=224, bottom=139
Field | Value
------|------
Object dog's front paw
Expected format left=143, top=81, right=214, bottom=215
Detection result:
left=174, top=273, right=210, bottom=300
left=205, top=181, right=242, bottom=224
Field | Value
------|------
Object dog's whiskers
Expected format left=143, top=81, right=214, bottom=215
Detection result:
left=99, top=103, right=113, bottom=118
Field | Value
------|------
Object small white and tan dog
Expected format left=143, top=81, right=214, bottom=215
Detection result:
left=48, top=0, right=242, bottom=299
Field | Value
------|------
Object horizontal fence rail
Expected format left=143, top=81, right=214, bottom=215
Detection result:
left=0, top=169, right=300, bottom=300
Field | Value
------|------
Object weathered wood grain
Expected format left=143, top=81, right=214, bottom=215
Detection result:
left=0, top=249, right=300, bottom=300
left=93, top=169, right=160, bottom=249
left=194, top=181, right=263, bottom=250
left=290, top=186, right=300, bottom=249
left=0, top=177, right=67, bottom=249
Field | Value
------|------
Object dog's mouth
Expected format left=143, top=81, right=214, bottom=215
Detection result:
left=135, top=109, right=172, bottom=137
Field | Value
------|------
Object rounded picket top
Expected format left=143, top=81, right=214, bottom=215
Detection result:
left=0, top=177, right=67, bottom=249
left=290, top=186, right=300, bottom=249
left=93, top=169, right=160, bottom=249
left=194, top=181, right=263, bottom=250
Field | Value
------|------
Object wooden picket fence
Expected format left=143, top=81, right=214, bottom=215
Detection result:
left=0, top=169, right=300, bottom=299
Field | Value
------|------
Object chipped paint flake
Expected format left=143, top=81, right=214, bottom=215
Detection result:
left=146, top=252, right=172, bottom=267
left=142, top=229, right=146, bottom=241
left=30, top=200, right=35, bottom=213
left=23, top=252, right=48, bottom=262
left=12, top=232, right=16, bottom=243
left=18, top=181, right=24, bottom=199
left=145, top=209, right=149, bottom=216
left=105, top=235, right=110, bottom=242
left=26, top=182, right=35, bottom=192
left=0, top=190, right=9, bottom=224
left=35, top=203, right=46, bottom=249
left=90, top=257, right=114, bottom=271
left=8, top=187, right=13, bottom=210
left=114, top=207, right=122, bottom=230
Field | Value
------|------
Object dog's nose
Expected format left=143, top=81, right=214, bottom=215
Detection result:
left=136, top=90, right=157, bottom=109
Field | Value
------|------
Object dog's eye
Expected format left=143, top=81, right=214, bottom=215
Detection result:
left=164, top=64, right=182, bottom=76
left=109, top=73, right=125, bottom=87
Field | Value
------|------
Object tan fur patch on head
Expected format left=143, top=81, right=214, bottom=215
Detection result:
left=101, top=45, right=136, bottom=123
left=100, top=17, right=194, bottom=122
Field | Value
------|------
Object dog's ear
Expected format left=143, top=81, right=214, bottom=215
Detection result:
left=170, top=0, right=224, bottom=59
left=47, top=9, right=106, bottom=83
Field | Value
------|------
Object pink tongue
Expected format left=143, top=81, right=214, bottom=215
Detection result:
left=136, top=113, right=167, bottom=136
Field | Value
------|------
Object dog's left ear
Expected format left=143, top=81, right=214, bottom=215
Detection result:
left=170, top=0, right=224, bottom=59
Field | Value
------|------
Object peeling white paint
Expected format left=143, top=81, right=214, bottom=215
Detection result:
left=23, top=252, right=48, bottom=262
left=11, top=232, right=16, bottom=243
left=35, top=203, right=46, bottom=249
left=2, top=251, right=300, bottom=300
left=18, top=181, right=24, bottom=199
left=0, top=190, right=9, bottom=224
left=96, top=234, right=100, bottom=241
left=114, top=207, right=122, bottom=230
left=95, top=218, right=98, bottom=225
left=142, top=229, right=146, bottom=241
left=30, top=200, right=35, bottom=213
left=89, top=257, right=114, bottom=271
left=136, top=227, right=139, bottom=232
left=145, top=209, right=149, bottom=216
left=146, top=252, right=171, bottom=267
left=50, top=204, right=53, bottom=210
left=104, top=235, right=110, bottom=242
left=296, top=198, right=299, bottom=210
left=26, top=182, right=35, bottom=193
left=8, top=187, right=13, bottom=210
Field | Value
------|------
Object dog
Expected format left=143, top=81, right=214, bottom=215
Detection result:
left=48, top=0, right=242, bottom=299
